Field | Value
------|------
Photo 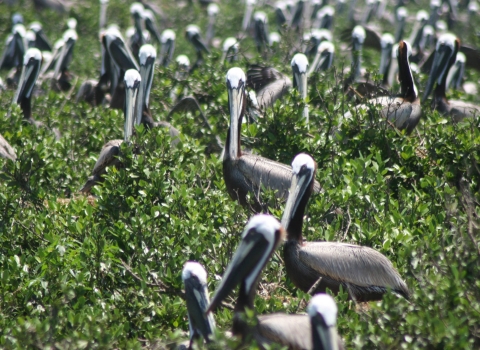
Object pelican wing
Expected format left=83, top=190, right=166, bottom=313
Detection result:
left=459, top=45, right=480, bottom=71
left=237, top=155, right=321, bottom=198
left=91, top=139, right=123, bottom=176
left=0, top=134, right=17, bottom=161
left=299, top=242, right=409, bottom=295
left=247, top=66, right=292, bottom=109
left=257, top=314, right=311, bottom=350
left=448, top=100, right=480, bottom=122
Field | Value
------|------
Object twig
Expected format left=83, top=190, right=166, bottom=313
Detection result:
left=295, top=277, right=323, bottom=313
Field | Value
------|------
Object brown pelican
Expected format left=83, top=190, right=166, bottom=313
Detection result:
left=29, top=22, right=52, bottom=52
left=185, top=25, right=209, bottom=71
left=247, top=54, right=309, bottom=123
left=393, top=7, right=408, bottom=42
left=344, top=41, right=421, bottom=134
left=206, top=3, right=219, bottom=47
left=224, top=67, right=320, bottom=211
left=308, top=294, right=344, bottom=350
left=308, top=41, right=335, bottom=75
left=142, top=8, right=162, bottom=45
left=80, top=69, right=140, bottom=193
left=253, top=12, right=269, bottom=53
left=314, top=5, right=335, bottom=30
left=207, top=214, right=313, bottom=349
left=13, top=48, right=43, bottom=127
left=182, top=262, right=216, bottom=346
left=129, top=2, right=146, bottom=57
left=221, top=37, right=239, bottom=63
left=242, top=0, right=256, bottom=31
left=281, top=153, right=410, bottom=301
left=0, top=134, right=17, bottom=162
left=446, top=52, right=465, bottom=91
left=136, top=44, right=180, bottom=145
left=423, top=34, right=480, bottom=122
left=52, top=29, right=77, bottom=91
left=32, top=0, right=71, bottom=12
left=159, top=29, right=176, bottom=67
left=0, top=24, right=26, bottom=86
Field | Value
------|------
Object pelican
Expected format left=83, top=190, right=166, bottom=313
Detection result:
left=308, top=41, right=335, bottom=75
left=159, top=29, right=175, bottom=67
left=247, top=53, right=309, bottom=114
left=315, top=5, right=335, bottom=30
left=423, top=34, right=480, bottom=122
left=344, top=41, right=421, bottom=134
left=242, top=0, right=256, bottom=31
left=378, top=33, right=394, bottom=87
left=221, top=37, right=239, bottom=63
left=13, top=48, right=43, bottom=126
left=29, top=22, right=52, bottom=52
left=80, top=69, right=141, bottom=194
left=142, top=9, right=162, bottom=45
left=394, top=7, right=408, bottom=43
left=101, top=26, right=139, bottom=109
left=136, top=44, right=180, bottom=145
left=182, top=262, right=216, bottom=346
left=223, top=68, right=320, bottom=211
left=52, top=29, right=77, bottom=91
left=253, top=12, right=269, bottom=53
left=207, top=214, right=313, bottom=349
left=0, top=24, right=26, bottom=85
left=206, top=3, right=219, bottom=47
left=308, top=294, right=344, bottom=350
left=129, top=2, right=146, bottom=57
left=282, top=153, right=410, bottom=301
left=185, top=25, right=209, bottom=71
left=0, top=134, right=17, bottom=162
left=32, top=0, right=71, bottom=12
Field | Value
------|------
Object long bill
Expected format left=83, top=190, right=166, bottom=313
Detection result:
left=207, top=228, right=273, bottom=313
left=184, top=277, right=216, bottom=341
left=13, top=48, right=42, bottom=105
left=423, top=44, right=455, bottom=100
left=311, top=314, right=339, bottom=350
left=294, top=71, right=309, bottom=124
left=124, top=70, right=141, bottom=142
left=280, top=167, right=313, bottom=230
left=136, top=52, right=155, bottom=125
left=226, top=83, right=244, bottom=160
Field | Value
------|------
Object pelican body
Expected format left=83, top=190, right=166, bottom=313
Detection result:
left=182, top=262, right=215, bottom=346
left=345, top=41, right=421, bottom=134
left=80, top=69, right=141, bottom=193
left=423, top=34, right=480, bottom=122
left=207, top=214, right=314, bottom=349
left=282, top=154, right=410, bottom=301
left=223, top=68, right=320, bottom=211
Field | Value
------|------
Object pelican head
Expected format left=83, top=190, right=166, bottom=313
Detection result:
left=159, top=29, right=175, bottom=67
left=12, top=13, right=24, bottom=25
left=136, top=44, right=156, bottom=125
left=416, top=9, right=429, bottom=23
left=226, top=67, right=246, bottom=160
left=67, top=18, right=77, bottom=30
left=124, top=69, right=141, bottom=142
left=222, top=37, right=239, bottom=62
left=281, top=153, right=316, bottom=234
left=185, top=24, right=209, bottom=53
left=182, top=262, right=216, bottom=342
left=423, top=33, right=458, bottom=100
left=13, top=48, right=42, bottom=106
left=351, top=25, right=365, bottom=52
left=447, top=52, right=466, bottom=90
left=130, top=2, right=145, bottom=23
left=54, top=29, right=78, bottom=79
left=316, top=41, right=335, bottom=71
left=269, top=32, right=281, bottom=46
left=207, top=3, right=219, bottom=16
left=207, top=214, right=285, bottom=313
left=307, top=294, right=340, bottom=350
left=102, top=27, right=139, bottom=71
left=291, top=54, right=309, bottom=121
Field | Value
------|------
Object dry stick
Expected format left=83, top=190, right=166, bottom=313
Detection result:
left=57, top=76, right=78, bottom=118
left=120, top=260, right=235, bottom=310
left=343, top=206, right=352, bottom=240
left=295, top=277, right=323, bottom=313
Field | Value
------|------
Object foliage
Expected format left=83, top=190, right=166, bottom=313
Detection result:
left=1, top=0, right=480, bottom=349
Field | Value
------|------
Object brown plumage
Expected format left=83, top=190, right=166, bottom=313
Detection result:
left=223, top=67, right=320, bottom=212
left=80, top=139, right=122, bottom=194
left=282, top=153, right=410, bottom=301
left=247, top=65, right=292, bottom=109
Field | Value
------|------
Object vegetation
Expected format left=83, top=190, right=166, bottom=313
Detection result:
left=1, top=0, right=480, bottom=349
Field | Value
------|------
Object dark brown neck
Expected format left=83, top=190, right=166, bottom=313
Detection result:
left=20, top=96, right=32, bottom=120
left=434, top=39, right=460, bottom=105
left=397, top=41, right=416, bottom=102
left=141, top=105, right=155, bottom=129
left=287, top=180, right=314, bottom=243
